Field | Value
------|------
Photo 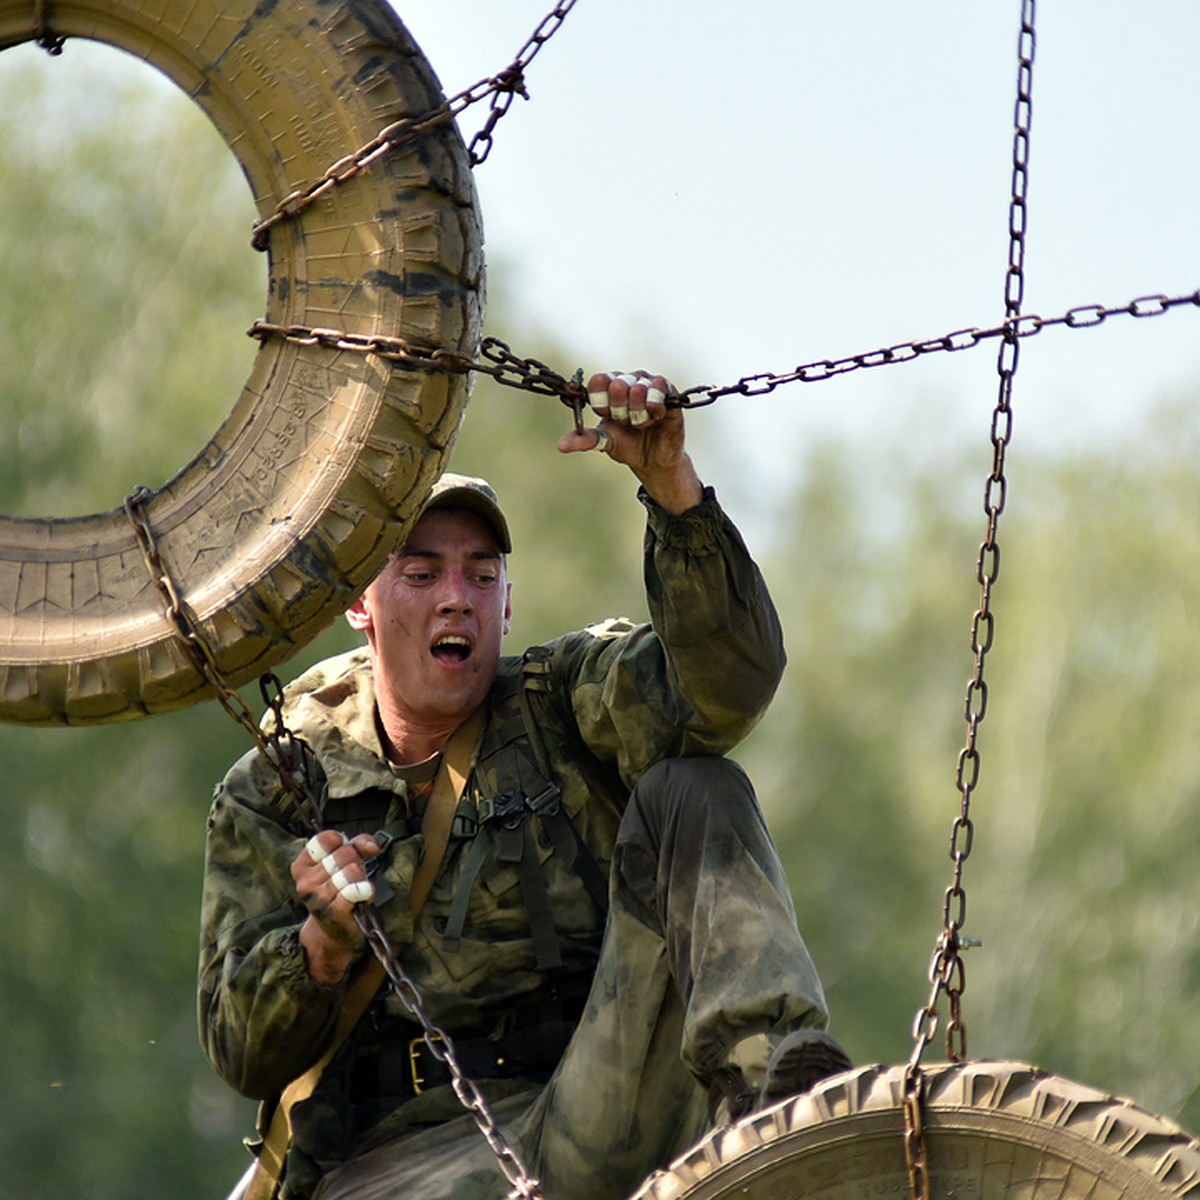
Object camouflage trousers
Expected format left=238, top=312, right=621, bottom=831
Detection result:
left=314, top=757, right=828, bottom=1200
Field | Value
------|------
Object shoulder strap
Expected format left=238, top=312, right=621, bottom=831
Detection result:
left=410, top=706, right=485, bottom=916
left=242, top=707, right=486, bottom=1200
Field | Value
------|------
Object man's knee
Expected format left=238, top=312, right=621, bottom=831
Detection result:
left=621, top=756, right=763, bottom=853
left=633, top=756, right=753, bottom=811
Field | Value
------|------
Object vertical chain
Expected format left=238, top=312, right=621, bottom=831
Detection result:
left=905, top=3, right=1035, bottom=1197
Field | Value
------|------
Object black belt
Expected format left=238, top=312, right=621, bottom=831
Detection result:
left=351, top=1015, right=578, bottom=1104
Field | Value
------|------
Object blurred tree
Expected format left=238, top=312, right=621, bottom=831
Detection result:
left=962, top=403, right=1200, bottom=1128
left=741, top=399, right=1200, bottom=1133
left=0, top=42, right=262, bottom=520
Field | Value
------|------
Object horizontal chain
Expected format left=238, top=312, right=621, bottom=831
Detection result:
left=676, top=287, right=1200, bottom=405
left=247, top=320, right=589, bottom=412
left=249, top=284, right=1200, bottom=417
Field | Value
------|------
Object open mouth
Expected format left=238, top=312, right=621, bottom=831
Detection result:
left=431, top=635, right=471, bottom=664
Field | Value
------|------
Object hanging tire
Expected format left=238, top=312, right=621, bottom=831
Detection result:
left=631, top=1060, right=1200, bottom=1200
left=0, top=0, right=483, bottom=724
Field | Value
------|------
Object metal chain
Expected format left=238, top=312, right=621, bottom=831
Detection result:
left=911, top=0, right=1036, bottom=1078
left=354, top=907, right=542, bottom=1200
left=123, top=487, right=317, bottom=817
left=248, top=280, right=1199, bottom=429
left=121, top=488, right=544, bottom=1200
left=249, top=0, right=579, bottom=250
left=901, top=1065, right=929, bottom=1200
left=468, top=0, right=579, bottom=166
left=904, top=4, right=1035, bottom=1197
left=247, top=321, right=593, bottom=431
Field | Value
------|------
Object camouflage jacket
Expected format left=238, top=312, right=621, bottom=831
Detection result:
left=198, top=488, right=786, bottom=1106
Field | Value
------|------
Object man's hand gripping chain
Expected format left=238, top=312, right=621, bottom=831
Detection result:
left=306, top=833, right=375, bottom=905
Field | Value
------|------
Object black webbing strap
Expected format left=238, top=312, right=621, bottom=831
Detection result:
left=441, top=789, right=564, bottom=972
left=440, top=650, right=611, bottom=971
left=518, top=663, right=609, bottom=911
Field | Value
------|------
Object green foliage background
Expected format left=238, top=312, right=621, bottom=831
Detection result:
left=3, top=37, right=1200, bottom=1200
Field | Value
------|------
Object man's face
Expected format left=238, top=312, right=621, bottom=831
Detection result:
left=349, top=507, right=512, bottom=731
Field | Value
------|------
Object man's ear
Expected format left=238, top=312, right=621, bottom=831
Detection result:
left=346, top=595, right=372, bottom=634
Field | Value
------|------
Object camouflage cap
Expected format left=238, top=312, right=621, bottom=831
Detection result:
left=420, top=472, right=512, bottom=553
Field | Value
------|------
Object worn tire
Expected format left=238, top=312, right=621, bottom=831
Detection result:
left=631, top=1061, right=1200, bottom=1199
left=0, top=0, right=483, bottom=724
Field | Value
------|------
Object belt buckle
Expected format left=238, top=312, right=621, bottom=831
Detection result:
left=408, top=1034, right=442, bottom=1095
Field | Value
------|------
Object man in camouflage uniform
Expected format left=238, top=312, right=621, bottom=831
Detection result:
left=199, top=371, right=849, bottom=1200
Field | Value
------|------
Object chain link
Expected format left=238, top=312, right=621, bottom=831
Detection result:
left=249, top=0, right=578, bottom=250
left=901, top=1065, right=929, bottom=1200
left=121, top=488, right=544, bottom=1200
left=123, top=487, right=318, bottom=822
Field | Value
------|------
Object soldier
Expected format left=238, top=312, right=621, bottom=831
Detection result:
left=200, top=371, right=850, bottom=1200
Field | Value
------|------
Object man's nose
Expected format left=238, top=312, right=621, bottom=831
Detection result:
left=435, top=569, right=472, bottom=612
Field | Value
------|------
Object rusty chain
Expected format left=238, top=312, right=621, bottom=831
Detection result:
left=901, top=1064, right=929, bottom=1200
left=249, top=0, right=578, bottom=250
left=121, top=488, right=544, bottom=1200
left=904, top=4, right=1035, bottom=1198
left=466, top=1, right=579, bottom=166
left=354, top=909, right=542, bottom=1200
left=248, top=280, right=1200, bottom=428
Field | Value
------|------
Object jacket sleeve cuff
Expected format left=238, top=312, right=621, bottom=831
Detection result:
left=638, top=484, right=723, bottom=553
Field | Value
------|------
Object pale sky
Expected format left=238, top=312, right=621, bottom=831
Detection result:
left=396, top=0, right=1200, bottom=506
left=5, top=0, right=1199, bottom=516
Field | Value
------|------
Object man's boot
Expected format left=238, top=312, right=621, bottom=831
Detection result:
left=708, top=1029, right=852, bottom=1126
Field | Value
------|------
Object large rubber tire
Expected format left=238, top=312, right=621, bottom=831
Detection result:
left=0, top=0, right=483, bottom=725
left=631, top=1061, right=1200, bottom=1200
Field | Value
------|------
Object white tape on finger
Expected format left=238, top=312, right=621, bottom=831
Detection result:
left=305, top=835, right=328, bottom=864
left=341, top=879, right=375, bottom=905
